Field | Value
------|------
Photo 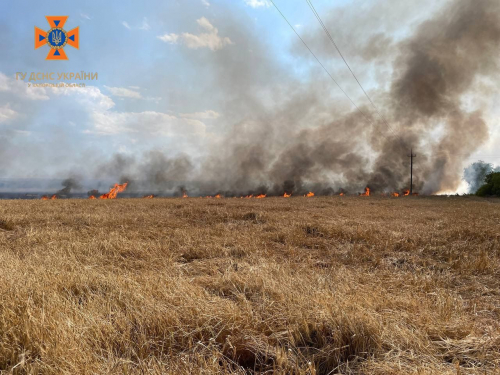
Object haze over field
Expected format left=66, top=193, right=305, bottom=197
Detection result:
left=1, top=0, right=499, bottom=195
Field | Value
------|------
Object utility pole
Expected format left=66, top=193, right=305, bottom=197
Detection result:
left=408, top=149, right=417, bottom=195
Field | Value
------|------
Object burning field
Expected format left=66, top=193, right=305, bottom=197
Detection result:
left=0, top=196, right=499, bottom=374
left=1, top=0, right=500, bottom=373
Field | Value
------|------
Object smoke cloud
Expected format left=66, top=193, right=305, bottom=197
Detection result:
left=176, top=0, right=499, bottom=196
left=4, top=0, right=500, bottom=196
left=55, top=178, right=81, bottom=197
left=463, top=161, right=500, bottom=194
left=371, top=0, right=500, bottom=193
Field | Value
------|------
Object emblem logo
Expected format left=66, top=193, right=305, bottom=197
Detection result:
left=35, top=16, right=79, bottom=60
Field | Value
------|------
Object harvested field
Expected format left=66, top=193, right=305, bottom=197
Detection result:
left=0, top=196, right=499, bottom=374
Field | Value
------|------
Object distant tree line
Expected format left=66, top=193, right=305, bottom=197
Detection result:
left=463, top=161, right=500, bottom=197
left=476, top=171, right=500, bottom=197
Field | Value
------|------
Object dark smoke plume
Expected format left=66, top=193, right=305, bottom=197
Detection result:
left=55, top=178, right=81, bottom=197
left=91, top=0, right=500, bottom=196
left=193, top=0, right=499, bottom=195
left=368, top=0, right=500, bottom=193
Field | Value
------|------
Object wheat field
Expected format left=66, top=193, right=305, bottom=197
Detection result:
left=0, top=196, right=499, bottom=374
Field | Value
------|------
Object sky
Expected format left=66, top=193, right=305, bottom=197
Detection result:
left=0, top=0, right=499, bottom=193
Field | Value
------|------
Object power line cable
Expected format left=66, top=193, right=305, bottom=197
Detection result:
left=269, top=0, right=374, bottom=124
left=306, top=0, right=500, bottom=162
left=305, top=0, right=399, bottom=138
left=271, top=2, right=500, bottom=166
left=270, top=0, right=406, bottom=146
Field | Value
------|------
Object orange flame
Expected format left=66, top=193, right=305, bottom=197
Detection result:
left=41, top=195, right=57, bottom=200
left=99, top=182, right=128, bottom=199
left=89, top=195, right=96, bottom=199
left=305, top=192, right=315, bottom=197
left=283, top=192, right=291, bottom=197
left=215, top=194, right=222, bottom=199
left=256, top=194, right=266, bottom=199
left=182, top=192, right=188, bottom=198
left=245, top=194, right=253, bottom=198
left=143, top=195, right=154, bottom=199
left=403, top=189, right=410, bottom=196
left=391, top=192, right=399, bottom=197
left=339, top=192, right=344, bottom=196
left=360, top=187, right=370, bottom=196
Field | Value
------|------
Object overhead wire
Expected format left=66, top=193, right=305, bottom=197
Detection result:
left=269, top=0, right=374, bottom=124
left=305, top=0, right=403, bottom=140
left=270, top=0, right=406, bottom=146
left=270, top=1, right=497, bottom=165
left=305, top=0, right=499, bottom=162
